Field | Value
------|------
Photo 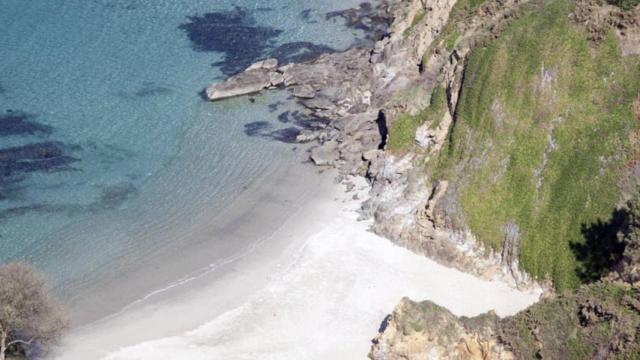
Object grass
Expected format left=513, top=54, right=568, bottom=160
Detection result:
left=434, top=0, right=640, bottom=290
left=387, top=83, right=448, bottom=153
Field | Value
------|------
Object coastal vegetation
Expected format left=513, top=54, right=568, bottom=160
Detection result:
left=372, top=191, right=640, bottom=359
left=431, top=0, right=640, bottom=290
left=0, top=263, right=67, bottom=360
left=500, top=191, right=640, bottom=357
left=608, top=0, right=640, bottom=10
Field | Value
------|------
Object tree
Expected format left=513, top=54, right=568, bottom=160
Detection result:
left=0, top=263, right=67, bottom=360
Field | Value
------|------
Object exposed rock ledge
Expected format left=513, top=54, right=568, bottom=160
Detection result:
left=206, top=59, right=283, bottom=100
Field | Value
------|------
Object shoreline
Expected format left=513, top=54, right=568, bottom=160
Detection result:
left=55, top=175, right=541, bottom=359
left=63, top=149, right=333, bottom=326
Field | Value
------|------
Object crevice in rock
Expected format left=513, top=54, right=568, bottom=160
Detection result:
left=375, top=110, right=388, bottom=150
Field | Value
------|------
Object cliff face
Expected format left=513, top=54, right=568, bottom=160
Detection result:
left=364, top=0, right=640, bottom=292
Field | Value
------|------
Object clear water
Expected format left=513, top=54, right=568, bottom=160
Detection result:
left=0, top=0, right=368, bottom=298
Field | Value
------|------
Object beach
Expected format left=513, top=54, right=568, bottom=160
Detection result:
left=56, top=173, right=540, bottom=360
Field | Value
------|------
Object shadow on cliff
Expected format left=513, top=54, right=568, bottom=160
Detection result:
left=571, top=208, right=628, bottom=283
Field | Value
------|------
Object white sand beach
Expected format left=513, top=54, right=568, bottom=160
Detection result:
left=56, top=175, right=540, bottom=360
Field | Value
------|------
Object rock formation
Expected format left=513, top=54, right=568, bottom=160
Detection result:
left=370, top=282, right=640, bottom=360
left=205, top=0, right=538, bottom=288
left=369, top=298, right=511, bottom=360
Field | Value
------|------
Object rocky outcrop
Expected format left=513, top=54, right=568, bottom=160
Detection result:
left=360, top=0, right=543, bottom=288
left=371, top=282, right=640, bottom=360
left=369, top=298, right=513, bottom=360
left=206, top=59, right=283, bottom=100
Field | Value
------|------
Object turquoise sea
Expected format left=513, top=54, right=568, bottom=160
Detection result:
left=0, top=0, right=372, bottom=313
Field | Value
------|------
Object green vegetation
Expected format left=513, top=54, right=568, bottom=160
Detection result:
left=499, top=282, right=640, bottom=359
left=444, top=30, right=460, bottom=51
left=404, top=10, right=426, bottom=36
left=607, top=0, right=640, bottom=10
left=434, top=0, right=640, bottom=289
left=387, top=84, right=448, bottom=153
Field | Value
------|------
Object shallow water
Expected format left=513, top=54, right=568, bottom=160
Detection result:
left=0, top=0, right=370, bottom=303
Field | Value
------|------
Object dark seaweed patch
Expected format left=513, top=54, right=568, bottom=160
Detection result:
left=0, top=203, right=89, bottom=225
left=180, top=7, right=338, bottom=75
left=116, top=82, right=173, bottom=100
left=0, top=112, right=52, bottom=136
left=179, top=7, right=283, bottom=76
left=269, top=42, right=334, bottom=66
left=0, top=110, right=81, bottom=206
left=243, top=121, right=300, bottom=143
left=278, top=111, right=291, bottom=123
left=326, top=2, right=392, bottom=42
left=268, top=101, right=285, bottom=113
left=0, top=182, right=138, bottom=223
left=244, top=121, right=271, bottom=137
left=268, top=127, right=301, bottom=143
left=93, top=183, right=137, bottom=210
left=0, top=142, right=78, bottom=178
left=289, top=110, right=330, bottom=131
left=244, top=111, right=328, bottom=143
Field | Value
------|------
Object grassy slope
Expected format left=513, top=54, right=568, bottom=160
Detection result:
left=434, top=0, right=640, bottom=289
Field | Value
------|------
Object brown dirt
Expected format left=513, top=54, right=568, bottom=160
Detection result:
left=572, top=0, right=640, bottom=54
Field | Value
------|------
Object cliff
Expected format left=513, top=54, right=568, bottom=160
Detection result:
left=206, top=0, right=640, bottom=357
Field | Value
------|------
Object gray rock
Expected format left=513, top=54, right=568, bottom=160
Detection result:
left=292, top=84, right=316, bottom=99
left=363, top=149, right=380, bottom=161
left=269, top=72, right=285, bottom=87
left=310, top=140, right=339, bottom=166
left=246, top=58, right=279, bottom=71
left=206, top=69, right=272, bottom=101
